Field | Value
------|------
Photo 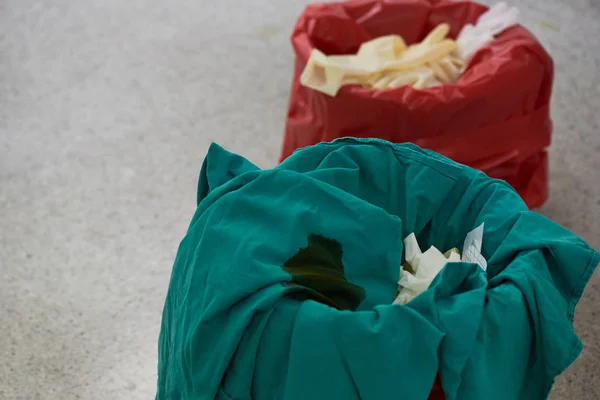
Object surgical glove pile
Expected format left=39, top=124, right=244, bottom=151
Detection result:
left=301, top=2, right=519, bottom=95
left=394, top=224, right=487, bottom=305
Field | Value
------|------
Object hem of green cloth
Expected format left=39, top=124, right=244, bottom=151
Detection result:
left=543, top=250, right=600, bottom=397
left=543, top=337, right=584, bottom=399
left=567, top=250, right=600, bottom=321
left=324, top=137, right=464, bottom=180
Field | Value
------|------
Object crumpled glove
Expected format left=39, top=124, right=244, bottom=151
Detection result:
left=457, top=2, right=519, bottom=62
left=393, top=233, right=461, bottom=305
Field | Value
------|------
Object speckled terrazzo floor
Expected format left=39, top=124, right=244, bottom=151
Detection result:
left=1, top=0, right=599, bottom=399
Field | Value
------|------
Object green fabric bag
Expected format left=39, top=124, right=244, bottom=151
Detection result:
left=157, top=138, right=599, bottom=400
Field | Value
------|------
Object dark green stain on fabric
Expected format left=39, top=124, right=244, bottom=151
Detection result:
left=282, top=234, right=366, bottom=311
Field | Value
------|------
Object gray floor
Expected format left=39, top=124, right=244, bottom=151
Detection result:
left=1, top=0, right=599, bottom=399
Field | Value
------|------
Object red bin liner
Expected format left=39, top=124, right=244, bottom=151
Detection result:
left=281, top=0, right=553, bottom=209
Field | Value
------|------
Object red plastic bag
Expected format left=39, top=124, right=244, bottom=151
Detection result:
left=281, top=0, right=553, bottom=209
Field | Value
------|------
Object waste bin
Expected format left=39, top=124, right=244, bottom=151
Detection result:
left=157, top=139, right=598, bottom=400
left=281, top=0, right=553, bottom=209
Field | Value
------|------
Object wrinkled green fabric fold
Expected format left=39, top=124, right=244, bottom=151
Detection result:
left=157, top=138, right=599, bottom=400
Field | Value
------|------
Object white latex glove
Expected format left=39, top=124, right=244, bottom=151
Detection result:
left=456, top=2, right=519, bottom=62
left=393, top=234, right=457, bottom=305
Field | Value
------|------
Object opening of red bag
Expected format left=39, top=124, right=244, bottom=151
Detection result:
left=283, top=0, right=554, bottom=209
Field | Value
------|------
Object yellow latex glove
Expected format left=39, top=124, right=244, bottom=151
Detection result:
left=300, top=23, right=460, bottom=95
